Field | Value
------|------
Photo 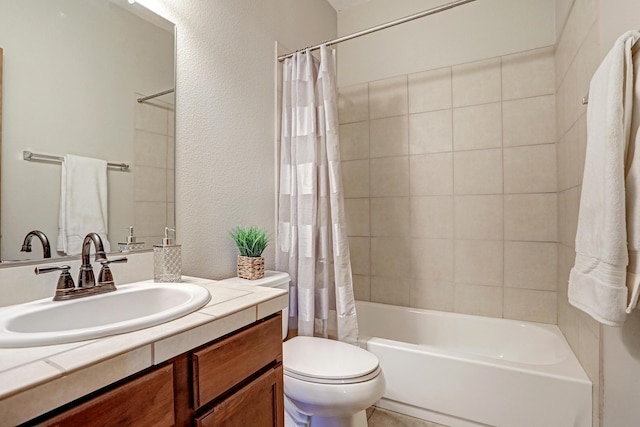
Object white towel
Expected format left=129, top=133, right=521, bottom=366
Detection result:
left=568, top=31, right=640, bottom=326
left=56, top=154, right=111, bottom=255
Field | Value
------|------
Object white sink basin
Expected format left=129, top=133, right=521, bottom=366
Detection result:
left=0, top=281, right=211, bottom=348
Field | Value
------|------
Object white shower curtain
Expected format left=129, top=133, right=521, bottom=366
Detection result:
left=277, top=45, right=359, bottom=344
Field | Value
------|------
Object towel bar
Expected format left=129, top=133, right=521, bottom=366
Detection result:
left=23, top=151, right=129, bottom=171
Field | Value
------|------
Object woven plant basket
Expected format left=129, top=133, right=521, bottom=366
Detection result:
left=237, top=255, right=265, bottom=280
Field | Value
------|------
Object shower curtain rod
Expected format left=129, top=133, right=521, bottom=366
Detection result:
left=137, top=88, right=175, bottom=103
left=277, top=0, right=477, bottom=62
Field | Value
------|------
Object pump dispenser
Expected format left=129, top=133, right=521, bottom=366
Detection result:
left=118, top=226, right=145, bottom=252
left=153, top=227, right=181, bottom=282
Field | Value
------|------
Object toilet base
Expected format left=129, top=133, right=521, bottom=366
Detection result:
left=308, top=410, right=368, bottom=427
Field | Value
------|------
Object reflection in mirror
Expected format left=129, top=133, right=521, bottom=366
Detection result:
left=0, top=0, right=175, bottom=263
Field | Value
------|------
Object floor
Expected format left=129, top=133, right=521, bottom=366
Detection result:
left=367, top=407, right=450, bottom=427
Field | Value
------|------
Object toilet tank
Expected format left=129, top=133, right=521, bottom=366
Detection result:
left=219, top=271, right=290, bottom=340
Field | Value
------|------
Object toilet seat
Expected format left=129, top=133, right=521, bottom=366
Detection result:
left=283, top=336, right=380, bottom=385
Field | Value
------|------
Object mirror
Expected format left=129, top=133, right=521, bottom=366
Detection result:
left=0, top=0, right=175, bottom=263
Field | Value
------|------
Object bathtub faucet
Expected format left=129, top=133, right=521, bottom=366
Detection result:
left=21, top=230, right=51, bottom=259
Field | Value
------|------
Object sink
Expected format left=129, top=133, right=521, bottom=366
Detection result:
left=0, top=281, right=211, bottom=348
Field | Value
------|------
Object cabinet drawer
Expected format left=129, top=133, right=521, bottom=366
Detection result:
left=195, top=365, right=283, bottom=427
left=192, top=313, right=282, bottom=408
left=40, top=364, right=175, bottom=427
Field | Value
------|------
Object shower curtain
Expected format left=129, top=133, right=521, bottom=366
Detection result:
left=277, top=45, right=359, bottom=344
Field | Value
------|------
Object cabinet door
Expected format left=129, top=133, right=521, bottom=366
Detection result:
left=39, top=364, right=175, bottom=427
left=195, top=365, right=283, bottom=427
left=192, top=314, right=282, bottom=408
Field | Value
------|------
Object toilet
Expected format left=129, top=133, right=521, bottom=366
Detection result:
left=220, top=271, right=385, bottom=427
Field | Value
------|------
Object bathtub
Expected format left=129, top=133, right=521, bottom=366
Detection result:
left=356, top=301, right=591, bottom=427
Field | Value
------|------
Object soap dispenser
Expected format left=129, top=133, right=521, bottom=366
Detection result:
left=153, top=227, right=181, bottom=282
left=118, top=226, right=145, bottom=252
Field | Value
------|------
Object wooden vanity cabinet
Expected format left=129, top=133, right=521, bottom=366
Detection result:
left=27, top=313, right=283, bottom=427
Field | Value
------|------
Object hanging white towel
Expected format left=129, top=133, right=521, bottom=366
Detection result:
left=568, top=31, right=640, bottom=326
left=56, top=154, right=111, bottom=255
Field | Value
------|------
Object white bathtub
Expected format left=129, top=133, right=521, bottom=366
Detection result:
left=356, top=301, right=591, bottom=427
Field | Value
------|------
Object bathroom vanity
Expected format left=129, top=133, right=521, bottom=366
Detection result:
left=0, top=277, right=288, bottom=426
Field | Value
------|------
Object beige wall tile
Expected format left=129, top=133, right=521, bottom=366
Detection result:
left=502, top=46, right=555, bottom=100
left=452, top=57, right=502, bottom=107
left=369, top=75, right=408, bottom=119
left=455, top=240, right=503, bottom=286
left=409, top=110, right=453, bottom=154
left=167, top=170, right=175, bottom=203
left=340, top=121, right=370, bottom=161
left=577, top=114, right=587, bottom=184
left=558, top=187, right=580, bottom=248
left=503, top=95, right=556, bottom=146
left=341, top=159, right=369, bottom=198
left=557, top=124, right=579, bottom=191
left=454, top=195, right=503, bottom=240
left=410, top=153, right=453, bottom=196
left=454, top=283, right=503, bottom=317
left=505, top=241, right=558, bottom=291
left=371, top=116, right=408, bottom=158
left=135, top=166, right=167, bottom=202
left=557, top=243, right=576, bottom=298
left=578, top=318, right=600, bottom=383
left=371, top=197, right=410, bottom=236
left=371, top=237, right=410, bottom=278
left=504, top=144, right=557, bottom=194
left=411, top=196, right=454, bottom=239
left=505, top=193, right=558, bottom=241
left=353, top=274, right=371, bottom=301
left=408, top=67, right=452, bottom=113
left=371, top=276, right=410, bottom=306
left=411, top=238, right=454, bottom=281
left=344, top=198, right=370, bottom=237
left=371, top=157, right=409, bottom=197
left=504, top=288, right=557, bottom=323
left=454, top=149, right=503, bottom=195
left=411, top=279, right=455, bottom=312
left=134, top=202, right=167, bottom=237
left=453, top=102, right=502, bottom=151
left=135, top=130, right=168, bottom=168
left=135, top=100, right=169, bottom=134
left=338, top=83, right=369, bottom=124
left=348, top=236, right=370, bottom=275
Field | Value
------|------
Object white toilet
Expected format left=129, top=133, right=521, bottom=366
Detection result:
left=221, top=271, right=385, bottom=427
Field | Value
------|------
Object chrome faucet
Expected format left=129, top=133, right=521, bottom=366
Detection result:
left=21, top=230, right=51, bottom=259
left=78, top=232, right=108, bottom=289
left=35, top=232, right=127, bottom=301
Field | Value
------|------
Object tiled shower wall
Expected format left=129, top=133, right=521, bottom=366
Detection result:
left=338, top=47, right=559, bottom=323
left=554, top=0, right=600, bottom=424
left=133, top=94, right=175, bottom=248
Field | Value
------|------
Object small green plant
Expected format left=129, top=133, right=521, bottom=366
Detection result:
left=230, top=226, right=270, bottom=258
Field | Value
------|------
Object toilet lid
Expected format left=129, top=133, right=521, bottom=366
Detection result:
left=283, top=336, right=379, bottom=381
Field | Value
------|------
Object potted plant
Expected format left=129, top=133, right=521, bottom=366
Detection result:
left=230, top=226, right=270, bottom=280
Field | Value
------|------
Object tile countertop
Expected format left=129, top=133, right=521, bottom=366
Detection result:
left=0, top=276, right=288, bottom=426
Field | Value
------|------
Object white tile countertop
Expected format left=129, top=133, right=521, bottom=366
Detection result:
left=0, top=276, right=288, bottom=426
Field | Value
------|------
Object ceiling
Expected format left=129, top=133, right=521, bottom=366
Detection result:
left=327, top=0, right=370, bottom=12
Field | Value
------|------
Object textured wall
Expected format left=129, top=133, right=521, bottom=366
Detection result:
left=138, top=0, right=337, bottom=279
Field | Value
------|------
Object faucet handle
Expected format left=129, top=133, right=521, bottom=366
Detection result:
left=98, top=257, right=127, bottom=287
left=35, top=265, right=76, bottom=300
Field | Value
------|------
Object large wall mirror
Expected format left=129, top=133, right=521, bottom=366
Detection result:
left=0, top=0, right=175, bottom=263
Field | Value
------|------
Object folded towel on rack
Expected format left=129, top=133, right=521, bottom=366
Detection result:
left=568, top=31, right=640, bottom=326
left=56, top=154, right=111, bottom=255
